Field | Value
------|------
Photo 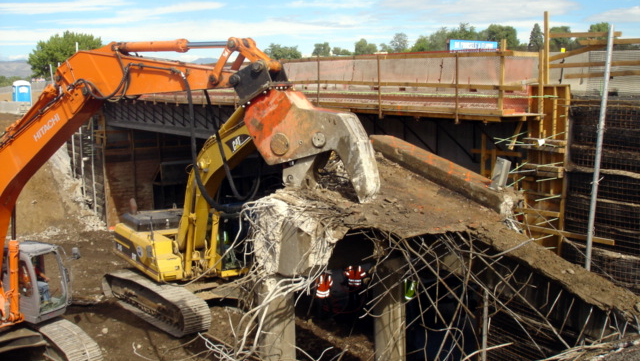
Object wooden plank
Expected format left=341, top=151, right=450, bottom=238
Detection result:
left=537, top=53, right=544, bottom=115
left=564, top=70, right=640, bottom=79
left=549, top=45, right=602, bottom=61
left=578, top=38, right=640, bottom=46
left=558, top=85, right=570, bottom=247
left=522, top=164, right=564, bottom=173
left=516, top=208, right=560, bottom=218
left=550, top=60, right=640, bottom=68
left=287, top=79, right=526, bottom=91
left=471, top=149, right=522, bottom=157
left=352, top=108, right=508, bottom=122
left=508, top=50, right=540, bottom=58
left=480, top=133, right=487, bottom=177
left=551, top=86, right=558, bottom=140
left=526, top=225, right=615, bottom=246
left=498, top=51, right=505, bottom=111
left=544, top=11, right=549, bottom=84
left=518, top=144, right=565, bottom=154
left=281, top=50, right=538, bottom=63
left=455, top=53, right=459, bottom=123
left=509, top=121, right=524, bottom=151
left=524, top=190, right=563, bottom=199
left=549, top=31, right=622, bottom=38
left=523, top=138, right=566, bottom=146
left=316, top=101, right=510, bottom=117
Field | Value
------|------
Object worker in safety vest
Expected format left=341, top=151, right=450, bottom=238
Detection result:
left=344, top=265, right=367, bottom=288
left=344, top=265, right=367, bottom=310
left=18, top=261, right=32, bottom=297
left=314, top=272, right=333, bottom=318
left=404, top=279, right=417, bottom=301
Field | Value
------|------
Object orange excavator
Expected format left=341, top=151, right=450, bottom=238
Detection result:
left=0, top=37, right=380, bottom=355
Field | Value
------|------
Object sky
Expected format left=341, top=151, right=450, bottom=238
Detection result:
left=0, top=0, right=638, bottom=62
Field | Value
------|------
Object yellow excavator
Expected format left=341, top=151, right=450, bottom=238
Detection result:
left=102, top=38, right=380, bottom=337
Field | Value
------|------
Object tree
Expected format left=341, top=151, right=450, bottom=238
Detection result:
left=410, top=35, right=430, bottom=52
left=577, top=22, right=610, bottom=43
left=549, top=26, right=575, bottom=51
left=389, top=32, right=409, bottom=53
left=27, top=31, right=102, bottom=78
left=312, top=42, right=331, bottom=57
left=332, top=47, right=352, bottom=56
left=0, top=75, right=27, bottom=87
left=588, top=22, right=610, bottom=37
left=379, top=43, right=393, bottom=53
left=584, top=22, right=637, bottom=49
left=481, top=24, right=519, bottom=49
left=427, top=27, right=450, bottom=51
left=354, top=39, right=378, bottom=55
left=528, top=23, right=543, bottom=51
left=264, top=43, right=302, bottom=60
left=449, top=23, right=478, bottom=41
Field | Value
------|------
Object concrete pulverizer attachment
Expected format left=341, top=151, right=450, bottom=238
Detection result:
left=244, top=89, right=380, bottom=203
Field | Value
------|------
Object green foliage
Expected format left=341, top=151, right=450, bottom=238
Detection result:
left=550, top=26, right=575, bottom=51
left=389, top=33, right=409, bottom=53
left=312, top=42, right=331, bottom=57
left=27, top=31, right=102, bottom=78
left=480, top=24, right=520, bottom=49
left=354, top=39, right=378, bottom=55
left=528, top=23, right=543, bottom=51
left=409, top=24, right=479, bottom=52
left=379, top=43, right=393, bottom=53
left=0, top=75, right=27, bottom=87
left=332, top=47, right=352, bottom=56
left=584, top=22, right=638, bottom=50
left=588, top=22, right=610, bottom=36
left=264, top=43, right=302, bottom=60
left=426, top=27, right=450, bottom=51
left=410, top=35, right=430, bottom=52
left=449, top=23, right=478, bottom=41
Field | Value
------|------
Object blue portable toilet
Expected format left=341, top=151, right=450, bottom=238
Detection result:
left=12, top=80, right=32, bottom=104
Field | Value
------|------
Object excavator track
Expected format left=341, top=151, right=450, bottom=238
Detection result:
left=32, top=318, right=103, bottom=361
left=102, top=269, right=212, bottom=338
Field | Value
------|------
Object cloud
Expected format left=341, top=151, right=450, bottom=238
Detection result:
left=287, top=0, right=373, bottom=9
left=0, top=0, right=125, bottom=15
left=588, top=6, right=640, bottom=23
left=48, top=2, right=226, bottom=26
left=0, top=17, right=344, bottom=49
left=380, top=0, right=579, bottom=22
left=131, top=2, right=225, bottom=17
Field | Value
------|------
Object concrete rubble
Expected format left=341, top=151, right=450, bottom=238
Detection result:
left=236, top=136, right=640, bottom=360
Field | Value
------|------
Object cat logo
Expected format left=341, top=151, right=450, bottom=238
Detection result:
left=226, top=134, right=252, bottom=153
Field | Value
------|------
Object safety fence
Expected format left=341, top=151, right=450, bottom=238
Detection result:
left=586, top=50, right=640, bottom=96
left=282, top=51, right=539, bottom=120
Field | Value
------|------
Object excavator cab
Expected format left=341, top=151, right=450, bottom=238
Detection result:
left=3, top=241, right=70, bottom=324
left=0, top=241, right=101, bottom=361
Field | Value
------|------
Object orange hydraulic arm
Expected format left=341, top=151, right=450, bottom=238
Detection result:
left=0, top=37, right=273, bottom=249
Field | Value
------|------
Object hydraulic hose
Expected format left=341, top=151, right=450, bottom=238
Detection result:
left=203, top=90, right=260, bottom=202
left=179, top=71, right=241, bottom=213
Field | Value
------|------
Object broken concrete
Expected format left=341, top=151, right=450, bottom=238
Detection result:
left=244, top=141, right=640, bottom=360
left=371, top=135, right=521, bottom=217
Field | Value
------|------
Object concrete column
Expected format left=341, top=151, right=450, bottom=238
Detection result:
left=374, top=258, right=406, bottom=361
left=256, top=275, right=296, bottom=361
